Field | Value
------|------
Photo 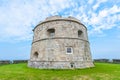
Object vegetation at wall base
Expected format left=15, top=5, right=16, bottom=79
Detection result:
left=0, top=63, right=120, bottom=80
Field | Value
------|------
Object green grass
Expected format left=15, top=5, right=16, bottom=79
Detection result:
left=0, top=63, right=120, bottom=80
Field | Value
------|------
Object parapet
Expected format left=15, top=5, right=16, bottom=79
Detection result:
left=33, top=15, right=85, bottom=31
left=45, top=15, right=81, bottom=23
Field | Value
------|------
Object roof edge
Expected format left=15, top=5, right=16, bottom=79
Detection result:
left=33, top=18, right=87, bottom=31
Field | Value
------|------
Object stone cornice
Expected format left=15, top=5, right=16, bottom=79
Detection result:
left=32, top=37, right=89, bottom=44
left=33, top=19, right=87, bottom=31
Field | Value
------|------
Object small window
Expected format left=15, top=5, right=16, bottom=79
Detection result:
left=66, top=47, right=73, bottom=54
left=47, top=28, right=55, bottom=37
left=78, top=30, right=83, bottom=37
left=33, top=52, right=38, bottom=58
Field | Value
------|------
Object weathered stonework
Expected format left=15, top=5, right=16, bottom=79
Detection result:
left=28, top=16, right=94, bottom=69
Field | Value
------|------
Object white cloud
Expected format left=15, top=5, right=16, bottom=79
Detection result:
left=49, top=0, right=69, bottom=9
left=0, top=1, right=35, bottom=42
left=93, top=0, right=107, bottom=10
left=0, top=0, right=120, bottom=42
left=109, top=5, right=120, bottom=14
left=88, top=5, right=120, bottom=35
left=88, top=0, right=94, bottom=4
left=99, top=9, right=108, bottom=17
left=0, top=0, right=76, bottom=42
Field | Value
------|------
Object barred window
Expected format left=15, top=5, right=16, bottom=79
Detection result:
left=66, top=47, right=73, bottom=54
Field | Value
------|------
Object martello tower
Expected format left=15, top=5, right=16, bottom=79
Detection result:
left=28, top=16, right=94, bottom=69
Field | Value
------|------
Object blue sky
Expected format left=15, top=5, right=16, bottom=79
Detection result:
left=0, top=0, right=120, bottom=60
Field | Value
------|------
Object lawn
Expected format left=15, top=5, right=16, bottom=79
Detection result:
left=0, top=63, right=120, bottom=80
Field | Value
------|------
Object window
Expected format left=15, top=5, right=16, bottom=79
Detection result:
left=66, top=47, right=73, bottom=54
left=33, top=52, right=38, bottom=58
left=47, top=28, right=55, bottom=37
left=78, top=30, right=83, bottom=37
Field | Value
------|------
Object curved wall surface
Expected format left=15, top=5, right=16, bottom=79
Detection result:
left=28, top=16, right=94, bottom=69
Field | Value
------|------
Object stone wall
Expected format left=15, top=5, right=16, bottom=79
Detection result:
left=31, top=39, right=90, bottom=61
left=33, top=19, right=88, bottom=42
left=28, top=61, right=93, bottom=69
left=94, top=59, right=109, bottom=63
left=0, top=60, right=11, bottom=65
left=13, top=60, right=28, bottom=64
left=113, top=59, right=120, bottom=63
left=28, top=16, right=94, bottom=69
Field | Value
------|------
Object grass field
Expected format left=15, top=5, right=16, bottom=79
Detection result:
left=0, top=63, right=120, bottom=80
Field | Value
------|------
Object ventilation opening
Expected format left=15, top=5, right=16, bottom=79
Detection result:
left=47, top=28, right=55, bottom=37
left=70, top=62, right=74, bottom=68
left=78, top=30, right=83, bottom=37
left=33, top=52, right=38, bottom=58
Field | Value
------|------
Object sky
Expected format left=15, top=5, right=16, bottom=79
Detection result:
left=0, top=0, right=120, bottom=60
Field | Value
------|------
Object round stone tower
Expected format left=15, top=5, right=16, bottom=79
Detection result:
left=28, top=16, right=94, bottom=69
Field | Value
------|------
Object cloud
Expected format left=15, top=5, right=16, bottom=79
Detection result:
left=93, top=0, right=107, bottom=10
left=0, top=0, right=120, bottom=42
left=0, top=1, right=38, bottom=42
left=0, top=0, right=77, bottom=42
left=88, top=0, right=94, bottom=4
left=86, top=5, right=120, bottom=36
